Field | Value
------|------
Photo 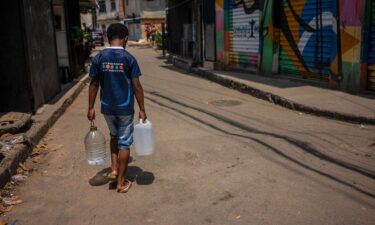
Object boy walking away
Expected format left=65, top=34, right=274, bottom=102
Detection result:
left=87, top=23, right=147, bottom=193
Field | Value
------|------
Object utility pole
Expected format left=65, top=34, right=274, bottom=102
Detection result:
left=92, top=7, right=97, bottom=29
left=162, top=22, right=166, bottom=57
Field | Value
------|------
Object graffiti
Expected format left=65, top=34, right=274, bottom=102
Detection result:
left=232, top=19, right=258, bottom=39
left=279, top=0, right=337, bottom=79
left=231, top=0, right=264, bottom=15
left=217, top=0, right=368, bottom=90
left=249, top=19, right=256, bottom=38
left=217, top=0, right=262, bottom=69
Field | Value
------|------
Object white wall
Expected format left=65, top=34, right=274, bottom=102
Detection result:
left=81, top=12, right=93, bottom=29
left=125, top=0, right=141, bottom=17
left=125, top=0, right=165, bottom=18
left=97, top=0, right=120, bottom=21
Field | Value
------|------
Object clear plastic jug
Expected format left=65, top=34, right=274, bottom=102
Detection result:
left=84, top=122, right=107, bottom=165
left=134, top=119, right=155, bottom=156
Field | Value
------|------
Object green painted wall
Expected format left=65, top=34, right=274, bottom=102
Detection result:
left=260, top=0, right=274, bottom=75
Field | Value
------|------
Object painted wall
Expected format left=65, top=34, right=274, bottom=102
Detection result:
left=339, top=0, right=363, bottom=90
left=215, top=0, right=372, bottom=91
left=259, top=0, right=274, bottom=75
left=216, top=0, right=225, bottom=64
left=216, top=0, right=263, bottom=71
left=276, top=0, right=338, bottom=81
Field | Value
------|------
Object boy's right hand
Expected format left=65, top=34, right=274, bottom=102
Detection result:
left=87, top=108, right=95, bottom=121
left=139, top=110, right=147, bottom=123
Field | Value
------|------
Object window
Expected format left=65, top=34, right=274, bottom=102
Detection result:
left=99, top=0, right=106, bottom=13
left=111, top=0, right=116, bottom=11
left=126, top=0, right=129, bottom=5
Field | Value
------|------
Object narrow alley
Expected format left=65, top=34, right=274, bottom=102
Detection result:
left=4, top=47, right=375, bottom=225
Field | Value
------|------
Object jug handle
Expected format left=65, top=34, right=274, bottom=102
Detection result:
left=139, top=118, right=148, bottom=124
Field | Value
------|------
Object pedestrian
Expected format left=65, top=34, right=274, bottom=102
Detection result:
left=87, top=23, right=147, bottom=193
left=145, top=25, right=151, bottom=43
left=150, top=25, right=157, bottom=46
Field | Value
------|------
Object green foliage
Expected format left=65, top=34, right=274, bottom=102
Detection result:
left=155, top=33, right=163, bottom=48
left=70, top=26, right=85, bottom=39
left=83, top=31, right=90, bottom=39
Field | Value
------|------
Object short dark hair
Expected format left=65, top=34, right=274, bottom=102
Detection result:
left=107, top=23, right=128, bottom=42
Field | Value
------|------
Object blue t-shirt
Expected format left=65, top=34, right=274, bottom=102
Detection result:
left=89, top=47, right=141, bottom=115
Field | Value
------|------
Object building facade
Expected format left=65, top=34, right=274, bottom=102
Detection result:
left=124, top=0, right=166, bottom=41
left=167, top=0, right=215, bottom=67
left=96, top=0, right=126, bottom=32
left=167, top=0, right=375, bottom=92
left=214, top=0, right=375, bottom=92
left=0, top=0, right=91, bottom=113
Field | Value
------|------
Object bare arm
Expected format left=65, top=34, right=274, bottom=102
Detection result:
left=87, top=79, right=99, bottom=121
left=132, top=77, right=147, bottom=122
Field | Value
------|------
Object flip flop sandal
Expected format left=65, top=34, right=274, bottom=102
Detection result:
left=107, top=171, right=118, bottom=180
left=117, top=180, right=132, bottom=193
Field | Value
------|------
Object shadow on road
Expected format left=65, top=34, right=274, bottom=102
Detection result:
left=88, top=166, right=155, bottom=188
left=144, top=90, right=375, bottom=200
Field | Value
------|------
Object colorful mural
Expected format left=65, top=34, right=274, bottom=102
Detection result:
left=363, top=0, right=375, bottom=90
left=277, top=0, right=338, bottom=80
left=259, top=0, right=274, bottom=75
left=339, top=0, right=362, bottom=89
left=216, top=0, right=263, bottom=70
left=215, top=0, right=372, bottom=91
left=215, top=0, right=225, bottom=63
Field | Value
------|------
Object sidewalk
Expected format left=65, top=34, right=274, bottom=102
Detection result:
left=167, top=56, right=375, bottom=124
left=127, top=40, right=152, bottom=47
left=193, top=68, right=375, bottom=124
left=0, top=75, right=90, bottom=187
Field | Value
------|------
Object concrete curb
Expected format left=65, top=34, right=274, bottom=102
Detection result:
left=169, top=60, right=375, bottom=125
left=0, top=75, right=90, bottom=187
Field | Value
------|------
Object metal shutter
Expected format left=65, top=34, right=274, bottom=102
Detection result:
left=227, top=0, right=260, bottom=71
left=368, top=0, right=375, bottom=91
left=279, top=0, right=334, bottom=80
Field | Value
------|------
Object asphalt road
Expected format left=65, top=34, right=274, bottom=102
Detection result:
left=5, top=46, right=375, bottom=225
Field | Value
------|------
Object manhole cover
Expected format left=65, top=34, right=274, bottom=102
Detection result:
left=209, top=100, right=242, bottom=107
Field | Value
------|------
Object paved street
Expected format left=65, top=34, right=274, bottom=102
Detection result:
left=5, top=47, right=375, bottom=225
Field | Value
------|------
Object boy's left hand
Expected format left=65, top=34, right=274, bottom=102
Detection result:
left=139, top=110, right=147, bottom=123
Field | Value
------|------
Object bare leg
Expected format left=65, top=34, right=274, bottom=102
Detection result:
left=110, top=138, right=119, bottom=174
left=117, top=149, right=130, bottom=189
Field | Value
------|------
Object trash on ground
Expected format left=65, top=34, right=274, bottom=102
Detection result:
left=0, top=204, right=13, bottom=214
left=2, top=196, right=23, bottom=205
left=11, top=175, right=27, bottom=183
left=0, top=134, right=30, bottom=154
left=0, top=144, right=13, bottom=153
left=32, top=156, right=42, bottom=163
left=18, top=163, right=27, bottom=172
left=36, top=144, right=46, bottom=149
left=360, top=124, right=366, bottom=129
left=2, top=135, right=28, bottom=145
left=0, top=219, right=10, bottom=224
left=0, top=133, right=12, bottom=139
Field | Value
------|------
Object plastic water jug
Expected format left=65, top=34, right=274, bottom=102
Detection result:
left=84, top=122, right=107, bottom=165
left=134, top=119, right=155, bottom=156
